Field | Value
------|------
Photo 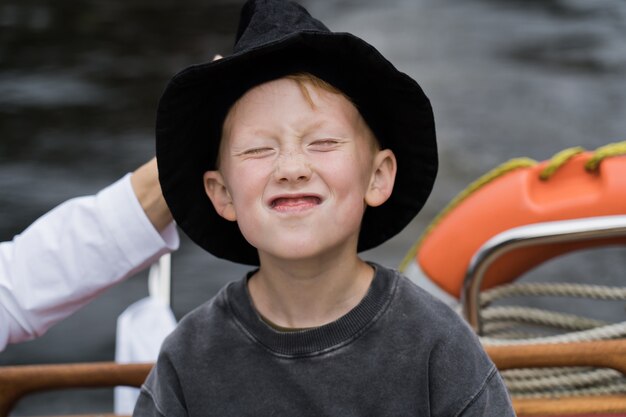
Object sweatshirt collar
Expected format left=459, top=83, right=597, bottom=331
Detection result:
left=227, top=262, right=397, bottom=357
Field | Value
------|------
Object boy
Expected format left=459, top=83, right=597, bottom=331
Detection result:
left=135, top=0, right=515, bottom=415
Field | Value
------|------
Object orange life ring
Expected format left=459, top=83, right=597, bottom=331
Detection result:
left=411, top=142, right=626, bottom=298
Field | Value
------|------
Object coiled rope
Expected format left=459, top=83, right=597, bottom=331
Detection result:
left=480, top=281, right=626, bottom=398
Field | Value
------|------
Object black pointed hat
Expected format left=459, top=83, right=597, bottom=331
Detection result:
left=156, top=0, right=437, bottom=265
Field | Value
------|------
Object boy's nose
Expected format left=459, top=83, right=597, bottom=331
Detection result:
left=274, top=152, right=312, bottom=183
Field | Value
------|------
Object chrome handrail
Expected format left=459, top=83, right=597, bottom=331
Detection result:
left=461, top=215, right=626, bottom=333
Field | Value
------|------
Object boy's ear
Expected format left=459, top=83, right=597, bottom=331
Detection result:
left=203, top=171, right=237, bottom=221
left=365, top=149, right=397, bottom=207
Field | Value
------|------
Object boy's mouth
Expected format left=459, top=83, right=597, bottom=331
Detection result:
left=270, top=195, right=322, bottom=212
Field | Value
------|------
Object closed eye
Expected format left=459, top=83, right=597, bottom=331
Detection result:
left=309, top=139, right=341, bottom=151
left=241, top=147, right=275, bottom=157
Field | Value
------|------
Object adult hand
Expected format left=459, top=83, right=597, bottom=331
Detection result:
left=131, top=157, right=173, bottom=232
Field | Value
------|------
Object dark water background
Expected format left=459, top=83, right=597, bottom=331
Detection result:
left=1, top=0, right=626, bottom=414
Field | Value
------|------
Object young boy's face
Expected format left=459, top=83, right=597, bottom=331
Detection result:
left=204, top=77, right=396, bottom=263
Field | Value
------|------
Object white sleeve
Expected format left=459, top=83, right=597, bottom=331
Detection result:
left=0, top=174, right=180, bottom=351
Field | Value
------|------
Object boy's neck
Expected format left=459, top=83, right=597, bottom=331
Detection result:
left=248, top=253, right=374, bottom=330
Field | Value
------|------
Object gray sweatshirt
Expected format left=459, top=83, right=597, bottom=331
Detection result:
left=134, top=264, right=515, bottom=416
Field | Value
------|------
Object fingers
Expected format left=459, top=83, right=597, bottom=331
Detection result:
left=131, top=157, right=173, bottom=232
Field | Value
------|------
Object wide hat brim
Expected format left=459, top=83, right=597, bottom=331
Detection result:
left=156, top=30, right=437, bottom=265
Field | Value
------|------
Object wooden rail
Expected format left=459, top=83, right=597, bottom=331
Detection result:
left=0, top=362, right=152, bottom=417
left=485, top=340, right=626, bottom=416
left=3, top=340, right=626, bottom=416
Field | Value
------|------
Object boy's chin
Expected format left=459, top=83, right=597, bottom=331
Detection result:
left=256, top=242, right=359, bottom=265
left=257, top=248, right=324, bottom=263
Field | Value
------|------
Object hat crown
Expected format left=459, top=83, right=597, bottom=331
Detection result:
left=157, top=0, right=437, bottom=265
left=234, top=0, right=329, bottom=53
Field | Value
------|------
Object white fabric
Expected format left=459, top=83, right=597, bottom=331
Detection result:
left=0, top=174, right=179, bottom=351
left=114, top=254, right=177, bottom=415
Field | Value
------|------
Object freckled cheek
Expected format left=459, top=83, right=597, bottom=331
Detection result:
left=226, top=167, right=271, bottom=210
left=229, top=181, right=262, bottom=208
left=330, top=194, right=366, bottom=235
left=321, top=157, right=371, bottom=193
left=315, top=153, right=357, bottom=174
